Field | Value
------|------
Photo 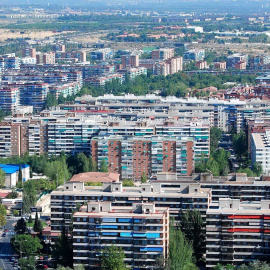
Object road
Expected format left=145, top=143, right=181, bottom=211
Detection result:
left=0, top=217, right=19, bottom=270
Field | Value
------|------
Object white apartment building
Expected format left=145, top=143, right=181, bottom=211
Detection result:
left=251, top=131, right=270, bottom=173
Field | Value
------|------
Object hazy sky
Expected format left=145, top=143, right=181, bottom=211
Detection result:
left=2, top=0, right=270, bottom=14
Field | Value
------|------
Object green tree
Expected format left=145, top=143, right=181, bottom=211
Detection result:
left=89, top=156, right=97, bottom=172
left=18, top=164, right=23, bottom=184
left=167, top=222, right=196, bottom=270
left=33, top=211, right=43, bottom=233
left=214, top=263, right=235, bottom=270
left=0, top=215, right=6, bottom=227
left=30, top=167, right=33, bottom=178
left=99, top=245, right=128, bottom=270
left=0, top=168, right=5, bottom=187
left=28, top=215, right=33, bottom=224
left=238, top=261, right=270, bottom=270
left=180, top=210, right=205, bottom=263
left=76, top=153, right=90, bottom=173
left=22, top=181, right=37, bottom=214
left=122, top=179, right=134, bottom=187
left=14, top=218, right=27, bottom=234
left=232, top=130, right=248, bottom=161
left=45, top=93, right=58, bottom=109
left=99, top=159, right=108, bottom=173
left=19, top=256, right=36, bottom=270
left=44, top=159, right=70, bottom=187
left=52, top=226, right=73, bottom=268
left=252, top=162, right=263, bottom=176
left=210, top=127, right=222, bottom=153
left=141, top=172, right=147, bottom=183
left=12, top=234, right=42, bottom=257
left=0, top=204, right=7, bottom=216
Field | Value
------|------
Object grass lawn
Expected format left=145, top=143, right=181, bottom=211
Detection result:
left=27, top=221, right=47, bottom=228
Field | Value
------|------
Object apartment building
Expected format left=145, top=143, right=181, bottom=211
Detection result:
left=151, top=48, right=175, bottom=60
left=36, top=52, right=56, bottom=65
left=49, top=82, right=81, bottom=99
left=83, top=64, right=115, bottom=78
left=50, top=181, right=211, bottom=235
left=227, top=54, right=248, bottom=69
left=121, top=54, right=140, bottom=68
left=118, top=67, right=147, bottom=80
left=196, top=60, right=208, bottom=69
left=22, top=47, right=36, bottom=58
left=214, top=61, right=226, bottom=70
left=251, top=131, right=270, bottom=173
left=183, top=49, right=205, bottom=61
left=206, top=198, right=270, bottom=268
left=0, top=55, right=20, bottom=70
left=0, top=86, right=20, bottom=111
left=0, top=122, right=21, bottom=157
left=91, top=48, right=114, bottom=60
left=85, top=73, right=124, bottom=87
left=91, top=135, right=194, bottom=180
left=73, top=201, right=169, bottom=269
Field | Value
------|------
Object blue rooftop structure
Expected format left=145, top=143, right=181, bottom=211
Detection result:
left=0, top=164, right=30, bottom=181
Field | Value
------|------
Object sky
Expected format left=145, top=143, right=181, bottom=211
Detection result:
left=2, top=0, right=270, bottom=14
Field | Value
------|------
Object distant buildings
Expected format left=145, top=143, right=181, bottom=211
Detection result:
left=227, top=53, right=248, bottom=69
left=214, top=61, right=226, bottom=70
left=195, top=60, right=208, bottom=69
left=151, top=48, right=175, bottom=60
left=91, top=48, right=114, bottom=61
left=183, top=49, right=205, bottom=61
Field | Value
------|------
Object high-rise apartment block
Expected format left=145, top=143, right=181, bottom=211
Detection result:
left=91, top=135, right=194, bottom=179
left=73, top=201, right=169, bottom=269
left=227, top=54, right=248, bottom=69
left=121, top=54, right=140, bottom=68
left=152, top=48, right=175, bottom=60
left=22, top=47, right=36, bottom=58
left=0, top=86, right=20, bottom=111
left=206, top=198, right=270, bottom=268
left=183, top=49, right=205, bottom=61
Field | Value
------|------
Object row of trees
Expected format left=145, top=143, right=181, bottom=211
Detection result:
left=44, top=72, right=256, bottom=109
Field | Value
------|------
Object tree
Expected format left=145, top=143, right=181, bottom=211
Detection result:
left=28, top=215, right=33, bottom=224
left=99, top=159, right=108, bottom=173
left=12, top=234, right=42, bottom=257
left=210, top=127, right=222, bottom=153
left=6, top=188, right=18, bottom=199
left=180, top=210, right=205, bottom=264
left=44, top=159, right=70, bottom=187
left=238, top=261, right=270, bottom=270
left=22, top=181, right=37, bottom=214
left=45, top=93, right=58, bottom=109
left=76, top=153, right=90, bottom=173
left=33, top=211, right=43, bottom=233
left=232, top=130, right=248, bottom=161
left=141, top=172, right=147, bottom=183
left=0, top=204, right=7, bottom=216
left=18, top=165, right=23, bottom=185
left=30, top=167, right=33, bottom=178
left=0, top=215, right=6, bottom=227
left=214, top=264, right=235, bottom=270
left=252, top=162, right=263, bottom=176
left=89, top=156, right=97, bottom=172
left=52, top=226, right=73, bottom=268
left=167, top=222, right=196, bottom=270
left=14, top=218, right=27, bottom=234
left=19, top=256, right=36, bottom=270
left=0, top=168, right=5, bottom=187
left=122, top=179, right=134, bottom=187
left=99, top=245, right=128, bottom=270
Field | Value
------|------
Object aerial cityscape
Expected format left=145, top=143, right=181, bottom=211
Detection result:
left=2, top=0, right=270, bottom=270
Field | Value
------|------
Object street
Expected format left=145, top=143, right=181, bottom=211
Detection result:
left=0, top=217, right=19, bottom=270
